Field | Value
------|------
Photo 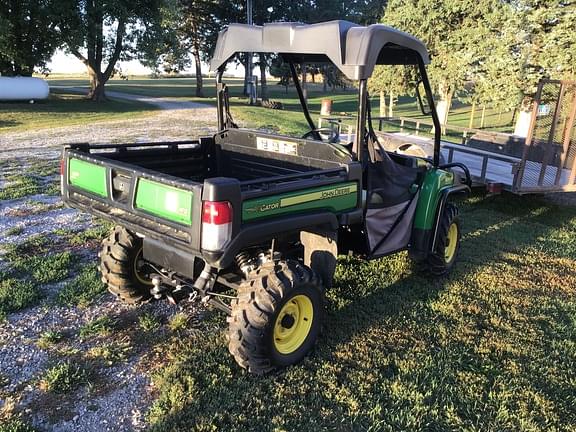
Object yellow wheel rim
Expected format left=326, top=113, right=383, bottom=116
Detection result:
left=273, top=295, right=314, bottom=354
left=444, top=223, right=458, bottom=263
left=134, top=247, right=153, bottom=286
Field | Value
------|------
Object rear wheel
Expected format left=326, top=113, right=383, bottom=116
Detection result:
left=99, top=226, right=153, bottom=304
left=227, top=260, right=323, bottom=374
left=415, top=203, right=461, bottom=276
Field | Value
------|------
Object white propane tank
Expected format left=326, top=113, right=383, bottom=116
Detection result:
left=0, top=76, right=50, bottom=102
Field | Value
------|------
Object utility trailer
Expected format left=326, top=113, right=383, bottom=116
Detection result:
left=321, top=80, right=576, bottom=194
left=380, top=80, right=576, bottom=194
left=62, top=20, right=470, bottom=374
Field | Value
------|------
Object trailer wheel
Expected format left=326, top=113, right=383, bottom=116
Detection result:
left=227, top=260, right=324, bottom=374
left=424, top=203, right=461, bottom=276
left=99, top=226, right=153, bottom=304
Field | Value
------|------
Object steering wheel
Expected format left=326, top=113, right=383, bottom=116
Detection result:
left=301, top=127, right=339, bottom=143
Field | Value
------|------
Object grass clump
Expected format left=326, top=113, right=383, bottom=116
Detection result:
left=139, top=311, right=161, bottom=331
left=168, top=313, right=189, bottom=332
left=57, top=264, right=105, bottom=308
left=3, top=235, right=49, bottom=260
left=4, top=225, right=24, bottom=237
left=68, top=225, right=110, bottom=246
left=11, top=252, right=75, bottom=284
left=79, top=316, right=115, bottom=339
left=0, top=418, right=36, bottom=432
left=41, top=181, right=61, bottom=196
left=0, top=279, right=41, bottom=319
left=38, top=361, right=89, bottom=394
left=88, top=341, right=131, bottom=366
left=0, top=373, right=9, bottom=388
left=36, top=330, right=64, bottom=349
left=29, top=159, right=59, bottom=178
left=0, top=175, right=41, bottom=200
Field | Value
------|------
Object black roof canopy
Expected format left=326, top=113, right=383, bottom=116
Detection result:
left=209, top=20, right=430, bottom=80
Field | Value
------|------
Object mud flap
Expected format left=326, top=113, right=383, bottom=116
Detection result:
left=300, top=230, right=338, bottom=288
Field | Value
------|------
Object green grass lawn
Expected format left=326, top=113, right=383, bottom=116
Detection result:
left=45, top=74, right=515, bottom=136
left=0, top=89, right=158, bottom=133
left=145, top=193, right=576, bottom=431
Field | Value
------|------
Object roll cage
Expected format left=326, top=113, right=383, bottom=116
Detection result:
left=210, top=20, right=442, bottom=167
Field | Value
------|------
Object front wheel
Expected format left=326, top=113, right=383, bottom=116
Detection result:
left=417, top=203, right=461, bottom=276
left=227, top=260, right=324, bottom=374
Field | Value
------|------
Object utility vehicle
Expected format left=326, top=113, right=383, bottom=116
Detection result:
left=61, top=21, right=470, bottom=374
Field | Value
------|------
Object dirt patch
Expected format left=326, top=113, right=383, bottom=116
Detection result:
left=0, top=105, right=215, bottom=431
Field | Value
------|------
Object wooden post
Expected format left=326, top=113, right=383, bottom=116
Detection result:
left=480, top=105, right=486, bottom=129
left=558, top=91, right=576, bottom=185
left=514, top=84, right=542, bottom=192
left=468, top=101, right=476, bottom=129
left=301, top=63, right=307, bottom=102
left=379, top=90, right=386, bottom=117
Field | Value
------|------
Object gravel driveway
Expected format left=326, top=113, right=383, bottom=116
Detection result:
left=0, top=97, right=217, bottom=431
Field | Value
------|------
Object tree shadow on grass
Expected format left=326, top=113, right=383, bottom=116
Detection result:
left=147, top=193, right=576, bottom=432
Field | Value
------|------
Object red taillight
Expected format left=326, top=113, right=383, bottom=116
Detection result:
left=202, top=201, right=232, bottom=225
left=60, top=159, right=65, bottom=176
left=202, top=201, right=233, bottom=251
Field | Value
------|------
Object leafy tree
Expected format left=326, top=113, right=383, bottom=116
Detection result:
left=382, top=0, right=519, bottom=125
left=369, top=65, right=414, bottom=117
left=512, top=0, right=576, bottom=136
left=54, top=0, right=167, bottom=101
left=0, top=0, right=60, bottom=76
left=178, top=0, right=222, bottom=97
left=269, top=56, right=292, bottom=93
left=137, top=1, right=189, bottom=77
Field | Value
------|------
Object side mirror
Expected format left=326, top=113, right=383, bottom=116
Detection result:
left=416, top=80, right=432, bottom=115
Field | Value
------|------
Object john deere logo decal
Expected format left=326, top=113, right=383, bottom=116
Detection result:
left=243, top=183, right=358, bottom=219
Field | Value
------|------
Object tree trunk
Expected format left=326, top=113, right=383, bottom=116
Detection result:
left=70, top=15, right=126, bottom=103
left=322, top=66, right=328, bottom=93
left=468, top=101, right=476, bottom=129
left=243, top=54, right=251, bottom=96
left=193, top=50, right=204, bottom=97
left=379, top=90, right=387, bottom=117
left=513, top=96, right=534, bottom=137
left=388, top=91, right=394, bottom=118
left=436, top=82, right=453, bottom=126
left=259, top=54, right=268, bottom=101
left=88, top=69, right=107, bottom=102
left=480, top=105, right=486, bottom=129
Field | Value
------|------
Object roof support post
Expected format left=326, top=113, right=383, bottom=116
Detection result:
left=417, top=57, right=441, bottom=167
left=354, top=79, right=368, bottom=162
left=216, top=68, right=225, bottom=131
